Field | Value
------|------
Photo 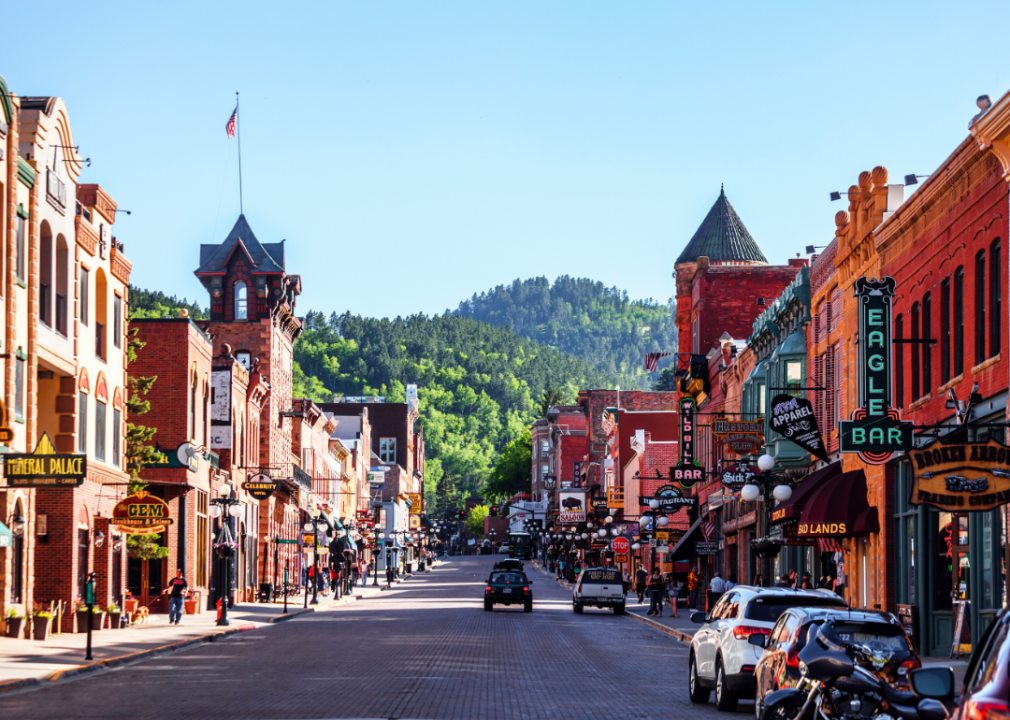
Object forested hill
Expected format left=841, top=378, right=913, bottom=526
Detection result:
left=453, top=276, right=676, bottom=386
left=292, top=311, right=623, bottom=497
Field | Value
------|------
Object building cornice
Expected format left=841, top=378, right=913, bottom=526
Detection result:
left=970, top=89, right=1010, bottom=179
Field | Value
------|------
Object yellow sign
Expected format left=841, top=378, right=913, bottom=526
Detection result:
left=112, top=491, right=173, bottom=535
left=406, top=493, right=423, bottom=515
left=655, top=531, right=669, bottom=541
left=910, top=439, right=1010, bottom=512
left=4, top=432, right=86, bottom=488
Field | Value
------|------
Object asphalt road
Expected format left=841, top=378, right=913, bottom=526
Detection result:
left=0, top=555, right=740, bottom=720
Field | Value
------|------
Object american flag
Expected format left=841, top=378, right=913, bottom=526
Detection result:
left=701, top=517, right=716, bottom=541
left=226, top=107, right=237, bottom=138
left=645, top=352, right=671, bottom=372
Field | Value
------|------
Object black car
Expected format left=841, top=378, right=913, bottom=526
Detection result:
left=494, top=559, right=524, bottom=573
left=484, top=570, right=532, bottom=612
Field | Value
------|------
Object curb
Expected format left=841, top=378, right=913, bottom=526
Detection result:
left=0, top=678, right=42, bottom=695
left=267, top=607, right=314, bottom=623
left=626, top=611, right=693, bottom=642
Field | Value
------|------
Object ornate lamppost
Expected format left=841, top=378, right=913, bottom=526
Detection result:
left=210, top=485, right=242, bottom=626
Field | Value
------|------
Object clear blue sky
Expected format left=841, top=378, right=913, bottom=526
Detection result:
left=3, top=1, right=1007, bottom=320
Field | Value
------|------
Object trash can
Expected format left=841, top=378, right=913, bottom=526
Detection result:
left=258, top=583, right=274, bottom=603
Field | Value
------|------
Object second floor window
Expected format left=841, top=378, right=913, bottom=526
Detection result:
left=95, top=400, right=106, bottom=462
left=911, top=302, right=920, bottom=401
left=976, top=251, right=986, bottom=365
left=80, top=268, right=89, bottom=326
left=234, top=281, right=248, bottom=320
left=113, top=295, right=121, bottom=348
left=992, top=240, right=1002, bottom=356
left=15, top=216, right=24, bottom=283
left=954, top=267, right=965, bottom=377
left=379, top=437, right=396, bottom=463
left=922, top=293, right=932, bottom=395
left=941, top=278, right=951, bottom=383
left=78, top=392, right=88, bottom=454
left=895, top=314, right=904, bottom=408
left=112, top=408, right=121, bottom=467
left=14, top=355, right=24, bottom=420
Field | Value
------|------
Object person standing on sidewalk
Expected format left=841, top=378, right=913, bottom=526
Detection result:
left=635, top=567, right=648, bottom=604
left=647, top=569, right=665, bottom=616
left=165, top=569, right=188, bottom=626
left=667, top=575, right=682, bottom=618
left=709, top=571, right=726, bottom=608
left=687, top=569, right=699, bottom=610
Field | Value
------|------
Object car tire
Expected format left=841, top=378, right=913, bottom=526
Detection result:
left=573, top=601, right=584, bottom=614
left=524, top=599, right=532, bottom=613
left=715, top=659, right=739, bottom=712
left=613, top=603, right=626, bottom=615
left=688, top=654, right=710, bottom=704
left=484, top=600, right=492, bottom=612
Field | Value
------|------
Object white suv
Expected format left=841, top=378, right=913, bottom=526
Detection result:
left=572, top=567, right=626, bottom=614
left=688, top=586, right=847, bottom=711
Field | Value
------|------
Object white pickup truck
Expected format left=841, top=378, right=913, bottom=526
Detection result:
left=573, top=567, right=626, bottom=614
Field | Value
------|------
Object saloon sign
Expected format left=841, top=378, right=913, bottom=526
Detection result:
left=910, top=438, right=1010, bottom=512
left=112, top=491, right=173, bottom=535
left=839, top=277, right=913, bottom=464
left=672, top=396, right=705, bottom=488
left=558, top=489, right=586, bottom=523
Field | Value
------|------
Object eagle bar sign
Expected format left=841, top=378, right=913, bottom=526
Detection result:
left=4, top=433, right=86, bottom=487
left=673, top=396, right=705, bottom=488
left=839, top=277, right=913, bottom=464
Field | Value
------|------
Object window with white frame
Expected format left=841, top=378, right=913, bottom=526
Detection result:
left=379, top=437, right=396, bottom=463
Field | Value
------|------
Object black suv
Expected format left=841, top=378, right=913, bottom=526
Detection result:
left=484, top=570, right=532, bottom=612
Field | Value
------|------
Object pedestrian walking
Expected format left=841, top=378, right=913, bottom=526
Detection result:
left=647, top=569, right=665, bottom=616
left=753, top=573, right=765, bottom=587
left=726, top=573, right=737, bottom=591
left=635, top=567, right=648, bottom=604
left=687, top=569, right=699, bottom=610
left=709, top=571, right=726, bottom=608
left=165, top=569, right=188, bottom=625
left=667, top=576, right=682, bottom=618
left=622, top=570, right=631, bottom=595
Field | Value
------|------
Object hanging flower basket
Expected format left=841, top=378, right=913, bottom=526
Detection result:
left=750, top=538, right=783, bottom=559
left=214, top=540, right=238, bottom=558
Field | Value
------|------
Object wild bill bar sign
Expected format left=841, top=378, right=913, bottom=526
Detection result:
left=839, top=277, right=913, bottom=464
left=770, top=394, right=828, bottom=462
left=672, top=396, right=705, bottom=488
left=910, top=438, right=1010, bottom=512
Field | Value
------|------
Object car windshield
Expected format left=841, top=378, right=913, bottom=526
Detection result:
left=834, top=621, right=906, bottom=647
left=580, top=569, right=621, bottom=584
left=744, top=595, right=847, bottom=622
left=490, top=573, right=525, bottom=584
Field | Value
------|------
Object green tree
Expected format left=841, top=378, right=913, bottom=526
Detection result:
left=128, top=286, right=206, bottom=320
left=537, top=388, right=565, bottom=417
left=464, top=505, right=489, bottom=538
left=484, top=429, right=532, bottom=501
left=653, top=366, right=679, bottom=391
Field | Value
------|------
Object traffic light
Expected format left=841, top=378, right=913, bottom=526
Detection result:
left=459, top=509, right=466, bottom=519
left=489, top=505, right=498, bottom=517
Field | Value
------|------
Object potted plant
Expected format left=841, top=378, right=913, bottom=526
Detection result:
left=214, top=539, right=238, bottom=558
left=751, top=537, right=783, bottom=559
left=92, top=606, right=106, bottom=632
left=124, top=591, right=138, bottom=615
left=184, top=591, right=197, bottom=616
left=5, top=608, right=24, bottom=638
left=32, top=608, right=53, bottom=641
left=74, top=602, right=89, bottom=633
left=107, top=603, right=122, bottom=629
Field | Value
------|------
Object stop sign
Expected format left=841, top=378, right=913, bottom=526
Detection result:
left=612, top=537, right=630, bottom=554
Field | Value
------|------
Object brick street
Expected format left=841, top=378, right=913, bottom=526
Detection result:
left=0, top=556, right=739, bottom=720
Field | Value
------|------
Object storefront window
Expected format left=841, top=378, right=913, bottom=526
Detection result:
left=935, top=512, right=953, bottom=612
left=786, top=362, right=802, bottom=396
left=893, top=461, right=917, bottom=605
left=981, top=511, right=995, bottom=608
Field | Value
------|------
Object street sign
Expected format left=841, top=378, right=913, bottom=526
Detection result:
left=655, top=531, right=669, bottom=541
left=648, top=538, right=657, bottom=548
left=274, top=538, right=299, bottom=544
left=615, top=554, right=629, bottom=563
left=611, top=537, right=630, bottom=554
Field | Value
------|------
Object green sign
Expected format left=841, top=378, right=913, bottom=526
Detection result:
left=673, top=396, right=705, bottom=488
left=274, top=539, right=300, bottom=544
left=839, top=277, right=912, bottom=464
left=85, top=582, right=95, bottom=606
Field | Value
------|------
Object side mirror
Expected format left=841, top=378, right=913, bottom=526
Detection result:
left=691, top=611, right=707, bottom=624
left=748, top=633, right=767, bottom=648
left=909, top=667, right=955, bottom=702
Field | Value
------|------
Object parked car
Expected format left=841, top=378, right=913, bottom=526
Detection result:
left=484, top=570, right=532, bottom=612
left=498, top=544, right=510, bottom=554
left=688, top=586, right=847, bottom=711
left=493, top=559, right=524, bottom=573
left=753, top=607, right=921, bottom=719
left=910, top=609, right=1010, bottom=720
left=572, top=567, right=626, bottom=614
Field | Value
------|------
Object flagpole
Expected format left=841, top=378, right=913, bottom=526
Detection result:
left=236, top=91, right=243, bottom=215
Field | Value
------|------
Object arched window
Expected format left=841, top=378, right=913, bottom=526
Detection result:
left=56, top=235, right=68, bottom=335
left=40, top=222, right=53, bottom=327
left=190, top=372, right=197, bottom=440
left=10, top=500, right=24, bottom=603
left=954, top=267, right=965, bottom=376
left=922, top=293, right=931, bottom=395
left=976, top=250, right=986, bottom=364
left=992, top=240, right=1002, bottom=355
left=234, top=281, right=248, bottom=320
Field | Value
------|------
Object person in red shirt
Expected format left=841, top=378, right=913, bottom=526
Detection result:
left=165, top=569, right=188, bottom=625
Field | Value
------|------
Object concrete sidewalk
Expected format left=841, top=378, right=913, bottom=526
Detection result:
left=0, top=574, right=408, bottom=692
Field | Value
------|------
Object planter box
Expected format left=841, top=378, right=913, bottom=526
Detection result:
left=184, top=600, right=197, bottom=615
left=124, top=599, right=138, bottom=614
left=32, top=617, right=51, bottom=641
left=108, top=612, right=122, bottom=629
left=5, top=617, right=24, bottom=638
left=76, top=611, right=105, bottom=632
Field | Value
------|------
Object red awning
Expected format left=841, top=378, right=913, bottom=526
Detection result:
left=769, top=462, right=842, bottom=525
left=795, top=469, right=879, bottom=538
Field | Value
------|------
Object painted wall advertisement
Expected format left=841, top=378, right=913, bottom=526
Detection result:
left=558, top=489, right=586, bottom=523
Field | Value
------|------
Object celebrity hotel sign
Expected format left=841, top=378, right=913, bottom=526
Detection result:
left=839, top=277, right=913, bottom=464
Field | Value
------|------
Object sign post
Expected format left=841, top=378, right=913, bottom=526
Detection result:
left=85, top=571, right=96, bottom=661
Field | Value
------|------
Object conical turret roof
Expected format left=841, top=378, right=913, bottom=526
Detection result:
left=676, top=187, right=766, bottom=265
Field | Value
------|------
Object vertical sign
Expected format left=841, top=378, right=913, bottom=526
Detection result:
left=672, top=396, right=705, bottom=488
left=839, top=277, right=913, bottom=464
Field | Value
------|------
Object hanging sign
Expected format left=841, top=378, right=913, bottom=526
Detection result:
left=558, top=489, right=586, bottom=523
left=0, top=398, right=14, bottom=444
left=721, top=463, right=757, bottom=491
left=839, top=277, right=913, bottom=464
left=242, top=473, right=277, bottom=500
left=770, top=394, right=829, bottom=462
left=112, top=491, right=173, bottom=535
left=909, top=438, right=1010, bottom=512
left=406, top=493, right=423, bottom=515
left=712, top=418, right=764, bottom=455
left=4, top=433, right=86, bottom=488
left=639, top=484, right=696, bottom=511
left=672, top=396, right=705, bottom=487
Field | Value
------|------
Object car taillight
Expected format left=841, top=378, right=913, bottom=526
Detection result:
left=733, top=626, right=771, bottom=640
left=965, top=701, right=1010, bottom=720
left=897, top=658, right=921, bottom=676
left=486, top=586, right=491, bottom=593
left=523, top=587, right=529, bottom=592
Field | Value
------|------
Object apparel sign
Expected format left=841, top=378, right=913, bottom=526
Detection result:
left=712, top=418, right=764, bottom=455
left=112, top=491, right=173, bottom=535
left=721, top=463, right=757, bottom=491
left=4, top=433, right=86, bottom=488
left=638, top=484, right=696, bottom=511
left=242, top=473, right=277, bottom=500
left=558, top=489, right=586, bottom=523
left=770, top=394, right=828, bottom=462
left=839, top=277, right=913, bottom=464
left=909, top=438, right=1010, bottom=512
left=672, top=396, right=705, bottom=487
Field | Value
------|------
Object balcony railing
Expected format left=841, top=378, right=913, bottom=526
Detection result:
left=47, top=168, right=66, bottom=208
left=293, top=465, right=312, bottom=489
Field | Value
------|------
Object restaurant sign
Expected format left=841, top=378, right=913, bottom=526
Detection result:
left=910, top=438, right=1010, bottom=512
left=839, top=277, right=913, bottom=464
left=721, top=463, right=757, bottom=491
left=112, top=491, right=173, bottom=535
left=639, top=484, right=696, bottom=511
left=406, top=493, right=423, bottom=515
left=4, top=433, right=86, bottom=488
left=242, top=473, right=277, bottom=500
left=672, top=396, right=706, bottom=488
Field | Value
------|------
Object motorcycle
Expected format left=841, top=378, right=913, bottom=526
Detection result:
left=757, top=619, right=946, bottom=720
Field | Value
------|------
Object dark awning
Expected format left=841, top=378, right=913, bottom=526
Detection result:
left=769, top=462, right=842, bottom=525
left=667, top=518, right=703, bottom=562
left=795, top=469, right=879, bottom=538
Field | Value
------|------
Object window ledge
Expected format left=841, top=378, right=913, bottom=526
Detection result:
left=15, top=279, right=26, bottom=289
left=14, top=415, right=24, bottom=424
left=908, top=394, right=932, bottom=412
left=938, top=374, right=964, bottom=395
left=972, top=354, right=1001, bottom=374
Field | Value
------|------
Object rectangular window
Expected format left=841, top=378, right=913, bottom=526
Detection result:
left=379, top=437, right=396, bottom=463
left=954, top=267, right=965, bottom=376
left=786, top=361, right=802, bottom=396
left=541, top=440, right=548, bottom=456
left=15, top=216, right=24, bottom=283
left=758, top=383, right=766, bottom=415
left=911, top=303, right=920, bottom=401
left=96, top=322, right=104, bottom=359
left=976, top=252, right=986, bottom=365
left=78, top=392, right=88, bottom=454
left=922, top=293, right=932, bottom=395
left=80, top=267, right=89, bottom=326
left=992, top=241, right=1001, bottom=357
left=941, top=279, right=951, bottom=383
left=95, top=400, right=106, bottom=461
left=14, top=357, right=24, bottom=420
left=895, top=314, right=904, bottom=408
left=112, top=408, right=121, bottom=467
left=113, top=295, right=122, bottom=348
left=196, top=491, right=209, bottom=588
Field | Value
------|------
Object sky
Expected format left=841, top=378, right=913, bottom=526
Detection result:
left=2, top=1, right=1008, bottom=320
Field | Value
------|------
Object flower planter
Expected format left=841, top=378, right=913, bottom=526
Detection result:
left=5, top=617, right=24, bottom=638
left=124, top=598, right=138, bottom=614
left=108, top=611, right=122, bottom=629
left=76, top=611, right=105, bottom=632
left=93, top=613, right=106, bottom=631
left=32, top=616, right=51, bottom=641
left=184, top=599, right=198, bottom=615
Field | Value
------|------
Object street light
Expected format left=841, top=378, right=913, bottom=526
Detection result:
left=306, top=504, right=322, bottom=605
left=373, top=532, right=385, bottom=586
left=210, top=485, right=241, bottom=626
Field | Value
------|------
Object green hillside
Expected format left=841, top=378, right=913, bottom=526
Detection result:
left=453, top=275, right=677, bottom=385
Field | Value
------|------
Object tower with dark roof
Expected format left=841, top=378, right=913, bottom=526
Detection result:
left=675, top=187, right=767, bottom=267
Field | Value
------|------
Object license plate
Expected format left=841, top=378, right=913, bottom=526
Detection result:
left=503, top=589, right=512, bottom=594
